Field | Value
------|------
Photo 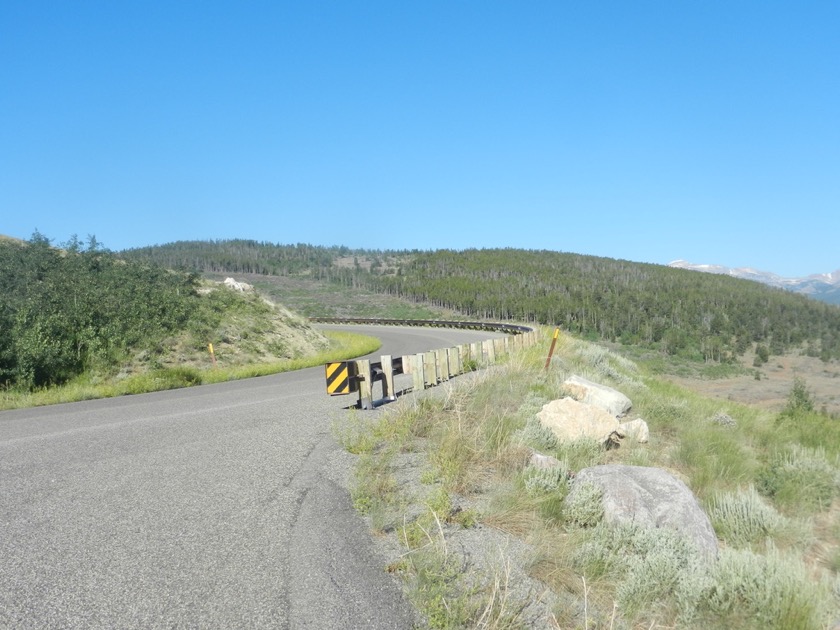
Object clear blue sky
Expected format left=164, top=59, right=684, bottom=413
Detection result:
left=2, top=2, right=838, bottom=277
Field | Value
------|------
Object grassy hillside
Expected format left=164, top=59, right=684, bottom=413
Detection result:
left=336, top=329, right=840, bottom=629
left=0, top=234, right=380, bottom=409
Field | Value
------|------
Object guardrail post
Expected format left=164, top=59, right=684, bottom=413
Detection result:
left=357, top=359, right=373, bottom=410
left=459, top=344, right=469, bottom=371
left=382, top=354, right=396, bottom=401
left=470, top=342, right=481, bottom=364
left=434, top=349, right=448, bottom=381
left=494, top=338, right=505, bottom=358
left=412, top=354, right=425, bottom=391
left=448, top=347, right=460, bottom=377
left=483, top=339, right=495, bottom=363
left=423, top=351, right=437, bottom=387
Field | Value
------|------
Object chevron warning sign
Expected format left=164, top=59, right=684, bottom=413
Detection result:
left=325, top=361, right=357, bottom=395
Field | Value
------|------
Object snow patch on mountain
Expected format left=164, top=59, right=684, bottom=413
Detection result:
left=668, top=261, right=840, bottom=305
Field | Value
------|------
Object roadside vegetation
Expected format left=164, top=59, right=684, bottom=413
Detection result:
left=122, top=240, right=840, bottom=365
left=334, top=329, right=840, bottom=629
left=0, top=234, right=380, bottom=409
left=7, top=233, right=840, bottom=625
left=0, top=328, right=379, bottom=410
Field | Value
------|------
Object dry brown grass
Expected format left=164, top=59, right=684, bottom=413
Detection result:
left=667, top=351, right=840, bottom=416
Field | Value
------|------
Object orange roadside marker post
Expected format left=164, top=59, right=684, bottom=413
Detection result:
left=544, top=328, right=560, bottom=371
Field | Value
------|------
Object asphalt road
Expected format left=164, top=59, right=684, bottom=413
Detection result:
left=0, top=325, right=505, bottom=629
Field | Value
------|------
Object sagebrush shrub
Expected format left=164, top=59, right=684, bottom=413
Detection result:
left=698, top=546, right=831, bottom=630
left=565, top=481, right=603, bottom=528
left=523, top=464, right=571, bottom=496
left=758, top=445, right=840, bottom=514
left=710, top=485, right=788, bottom=548
left=515, top=416, right=559, bottom=452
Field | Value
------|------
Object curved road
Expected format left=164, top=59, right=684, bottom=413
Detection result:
left=0, top=325, right=505, bottom=629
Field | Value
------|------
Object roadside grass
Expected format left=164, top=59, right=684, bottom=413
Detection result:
left=0, top=330, right=380, bottom=410
left=338, top=328, right=840, bottom=629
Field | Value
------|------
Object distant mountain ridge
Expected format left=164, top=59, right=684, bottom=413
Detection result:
left=669, top=260, right=840, bottom=305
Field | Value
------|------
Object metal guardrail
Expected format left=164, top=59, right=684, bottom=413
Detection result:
left=310, top=317, right=536, bottom=335
left=318, top=319, right=541, bottom=409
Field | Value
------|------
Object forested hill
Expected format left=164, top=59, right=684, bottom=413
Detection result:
left=121, top=241, right=840, bottom=363
left=121, top=239, right=391, bottom=277
left=366, top=249, right=840, bottom=362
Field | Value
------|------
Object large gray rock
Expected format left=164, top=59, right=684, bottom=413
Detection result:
left=537, top=398, right=620, bottom=443
left=563, top=375, right=632, bottom=417
left=568, top=465, right=718, bottom=558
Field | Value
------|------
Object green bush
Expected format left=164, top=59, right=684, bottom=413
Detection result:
left=515, top=416, right=558, bottom=452
left=0, top=233, right=199, bottom=388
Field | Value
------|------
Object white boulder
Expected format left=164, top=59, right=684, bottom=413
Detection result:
left=563, top=375, right=632, bottom=417
left=617, top=418, right=649, bottom=443
left=224, top=277, right=253, bottom=292
left=537, top=398, right=620, bottom=444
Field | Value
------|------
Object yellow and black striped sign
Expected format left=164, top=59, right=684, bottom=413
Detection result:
left=326, top=361, right=357, bottom=395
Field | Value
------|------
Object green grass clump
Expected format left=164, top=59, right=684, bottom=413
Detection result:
left=119, top=366, right=203, bottom=393
left=403, top=542, right=475, bottom=629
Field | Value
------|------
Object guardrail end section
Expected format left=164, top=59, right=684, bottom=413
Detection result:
left=325, top=361, right=358, bottom=396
